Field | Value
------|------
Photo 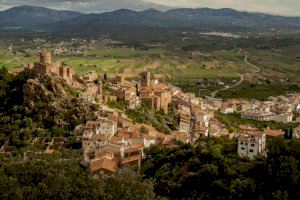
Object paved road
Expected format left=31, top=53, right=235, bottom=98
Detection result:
left=210, top=74, right=244, bottom=98
left=209, top=49, right=261, bottom=98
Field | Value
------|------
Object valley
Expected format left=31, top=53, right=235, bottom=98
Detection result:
left=0, top=3, right=300, bottom=200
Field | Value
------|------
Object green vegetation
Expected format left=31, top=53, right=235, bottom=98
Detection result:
left=141, top=137, right=300, bottom=199
left=86, top=49, right=164, bottom=58
left=107, top=99, right=126, bottom=111
left=0, top=158, right=158, bottom=200
left=218, top=81, right=300, bottom=100
left=0, top=67, right=95, bottom=153
left=248, top=46, right=300, bottom=76
left=215, top=112, right=299, bottom=133
left=126, top=103, right=179, bottom=134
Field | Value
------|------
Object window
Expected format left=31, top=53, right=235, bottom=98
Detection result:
left=240, top=142, right=244, bottom=145
left=250, top=150, right=254, bottom=152
left=241, top=147, right=245, bottom=150
left=251, top=144, right=255, bottom=147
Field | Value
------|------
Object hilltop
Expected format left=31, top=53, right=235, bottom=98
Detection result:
left=0, top=5, right=82, bottom=27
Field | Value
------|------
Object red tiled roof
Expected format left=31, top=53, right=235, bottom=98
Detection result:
left=90, top=158, right=118, bottom=173
left=263, top=129, right=284, bottom=137
left=121, top=154, right=141, bottom=164
left=140, top=87, right=153, bottom=93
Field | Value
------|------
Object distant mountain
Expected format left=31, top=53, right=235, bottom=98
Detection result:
left=0, top=0, right=173, bottom=14
left=44, top=7, right=300, bottom=31
left=0, top=5, right=82, bottom=27
left=1, top=6, right=300, bottom=31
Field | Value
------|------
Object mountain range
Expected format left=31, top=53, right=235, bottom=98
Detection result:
left=1, top=5, right=300, bottom=30
left=0, top=5, right=82, bottom=27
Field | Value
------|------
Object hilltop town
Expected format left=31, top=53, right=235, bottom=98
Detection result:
left=5, top=51, right=296, bottom=178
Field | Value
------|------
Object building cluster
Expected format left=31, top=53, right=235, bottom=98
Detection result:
left=77, top=105, right=193, bottom=178
left=24, top=51, right=300, bottom=174
left=217, top=93, right=300, bottom=123
left=106, top=72, right=172, bottom=112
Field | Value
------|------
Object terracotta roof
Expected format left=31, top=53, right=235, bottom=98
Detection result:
left=171, top=131, right=190, bottom=142
left=132, top=141, right=144, bottom=148
left=155, top=82, right=167, bottom=88
left=121, top=154, right=141, bottom=164
left=238, top=135, right=249, bottom=141
left=249, top=131, right=263, bottom=137
left=90, top=158, right=118, bottom=173
left=154, top=87, right=165, bottom=93
left=91, top=134, right=112, bottom=141
left=116, top=131, right=132, bottom=140
left=239, top=125, right=259, bottom=131
left=124, top=147, right=140, bottom=154
left=95, top=150, right=114, bottom=159
left=263, top=128, right=284, bottom=137
left=140, top=87, right=153, bottom=93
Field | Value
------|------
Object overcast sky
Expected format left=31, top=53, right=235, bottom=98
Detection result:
left=0, top=0, right=299, bottom=16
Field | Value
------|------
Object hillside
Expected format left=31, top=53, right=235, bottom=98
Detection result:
left=0, top=5, right=82, bottom=27
left=0, top=68, right=96, bottom=150
left=44, top=7, right=300, bottom=31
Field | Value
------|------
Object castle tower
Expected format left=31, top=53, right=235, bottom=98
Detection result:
left=116, top=73, right=125, bottom=84
left=141, top=72, right=150, bottom=87
left=40, top=52, right=52, bottom=64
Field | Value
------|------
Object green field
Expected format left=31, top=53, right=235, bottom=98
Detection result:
left=217, top=82, right=300, bottom=100
left=85, top=48, right=165, bottom=58
left=61, top=57, right=150, bottom=74
left=247, top=46, right=300, bottom=76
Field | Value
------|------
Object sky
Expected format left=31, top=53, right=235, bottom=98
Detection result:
left=0, top=0, right=299, bottom=16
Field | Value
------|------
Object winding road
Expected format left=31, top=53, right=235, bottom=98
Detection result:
left=208, top=49, right=261, bottom=98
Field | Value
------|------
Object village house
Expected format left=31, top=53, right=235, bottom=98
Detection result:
left=238, top=125, right=259, bottom=135
left=78, top=83, right=103, bottom=103
left=241, top=110, right=276, bottom=121
left=90, top=150, right=118, bottom=179
left=274, top=113, right=293, bottom=123
left=89, top=143, right=143, bottom=178
left=238, top=131, right=266, bottom=159
left=220, top=103, right=234, bottom=114
left=178, top=105, right=191, bottom=134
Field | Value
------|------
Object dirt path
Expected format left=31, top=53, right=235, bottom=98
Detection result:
left=209, top=49, right=261, bottom=98
left=144, top=59, right=161, bottom=70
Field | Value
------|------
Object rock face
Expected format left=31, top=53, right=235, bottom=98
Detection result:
left=22, top=74, right=96, bottom=129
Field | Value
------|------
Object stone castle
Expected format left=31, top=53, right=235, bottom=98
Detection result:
left=27, top=51, right=76, bottom=85
left=27, top=51, right=103, bottom=103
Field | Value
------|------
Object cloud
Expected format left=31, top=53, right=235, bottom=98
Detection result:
left=0, top=0, right=299, bottom=16
left=0, top=0, right=172, bottom=12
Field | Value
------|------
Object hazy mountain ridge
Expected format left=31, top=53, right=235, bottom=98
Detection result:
left=45, top=7, right=300, bottom=31
left=0, top=5, right=82, bottom=27
left=1, top=5, right=300, bottom=30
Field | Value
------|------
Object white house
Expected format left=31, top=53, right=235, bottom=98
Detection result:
left=238, top=132, right=266, bottom=159
left=274, top=113, right=293, bottom=123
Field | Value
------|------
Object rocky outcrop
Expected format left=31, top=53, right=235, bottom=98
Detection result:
left=22, top=74, right=96, bottom=128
